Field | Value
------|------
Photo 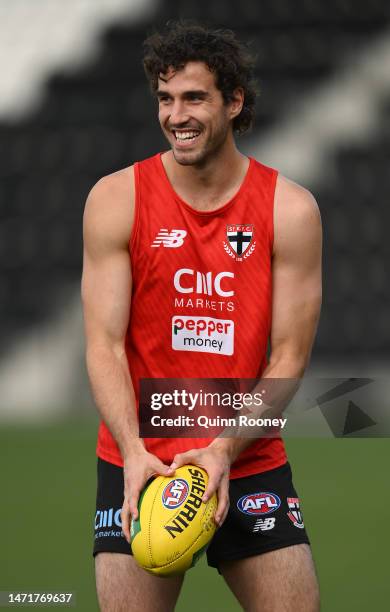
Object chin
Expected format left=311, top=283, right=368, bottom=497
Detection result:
left=172, top=147, right=207, bottom=166
left=173, top=154, right=197, bottom=166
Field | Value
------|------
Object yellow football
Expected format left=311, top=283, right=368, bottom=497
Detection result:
left=130, top=465, right=217, bottom=576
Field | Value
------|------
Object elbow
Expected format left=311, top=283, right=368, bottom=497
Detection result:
left=85, top=339, right=127, bottom=371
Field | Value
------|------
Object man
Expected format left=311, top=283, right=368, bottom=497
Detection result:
left=82, top=21, right=322, bottom=612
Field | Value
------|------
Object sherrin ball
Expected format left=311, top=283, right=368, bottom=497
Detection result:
left=130, top=465, right=217, bottom=576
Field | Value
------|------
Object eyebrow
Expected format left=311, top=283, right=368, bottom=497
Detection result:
left=156, top=90, right=208, bottom=99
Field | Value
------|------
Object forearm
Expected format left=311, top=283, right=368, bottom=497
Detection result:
left=210, top=354, right=307, bottom=462
left=86, top=342, right=143, bottom=457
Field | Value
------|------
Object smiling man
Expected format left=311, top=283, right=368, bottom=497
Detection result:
left=82, top=21, right=322, bottom=612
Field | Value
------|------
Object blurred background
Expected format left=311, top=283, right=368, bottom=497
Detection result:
left=0, top=0, right=389, bottom=610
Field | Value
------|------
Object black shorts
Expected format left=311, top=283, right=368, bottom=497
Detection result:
left=93, top=458, right=310, bottom=569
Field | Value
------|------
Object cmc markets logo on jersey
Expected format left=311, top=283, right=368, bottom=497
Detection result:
left=237, top=492, right=281, bottom=516
left=223, top=224, right=256, bottom=261
left=173, top=268, right=235, bottom=314
left=172, top=315, right=234, bottom=355
left=162, top=479, right=189, bottom=509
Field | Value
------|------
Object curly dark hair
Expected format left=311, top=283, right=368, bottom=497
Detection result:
left=143, top=21, right=258, bottom=134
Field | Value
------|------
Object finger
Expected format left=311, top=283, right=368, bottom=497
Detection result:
left=151, top=458, right=172, bottom=477
left=128, top=495, right=139, bottom=520
left=215, top=495, right=230, bottom=527
left=202, top=472, right=220, bottom=503
left=121, top=500, right=132, bottom=544
left=167, top=450, right=196, bottom=473
left=214, top=478, right=230, bottom=526
left=127, top=483, right=142, bottom=521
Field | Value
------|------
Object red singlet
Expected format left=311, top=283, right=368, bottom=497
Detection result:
left=96, top=152, right=287, bottom=478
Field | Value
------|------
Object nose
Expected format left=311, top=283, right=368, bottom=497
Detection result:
left=168, top=100, right=190, bottom=126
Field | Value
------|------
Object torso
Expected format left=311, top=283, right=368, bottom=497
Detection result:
left=96, top=151, right=287, bottom=477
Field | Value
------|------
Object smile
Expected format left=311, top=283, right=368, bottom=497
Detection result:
left=172, top=130, right=201, bottom=143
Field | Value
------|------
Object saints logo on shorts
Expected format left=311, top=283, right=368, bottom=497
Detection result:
left=286, top=497, right=305, bottom=529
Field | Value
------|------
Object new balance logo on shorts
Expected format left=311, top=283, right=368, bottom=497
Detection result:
left=151, top=229, right=187, bottom=248
left=253, top=517, right=276, bottom=532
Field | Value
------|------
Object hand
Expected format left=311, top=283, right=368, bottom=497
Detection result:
left=166, top=445, right=231, bottom=527
left=121, top=447, right=170, bottom=543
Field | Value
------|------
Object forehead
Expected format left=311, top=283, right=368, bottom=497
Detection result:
left=157, top=61, right=217, bottom=92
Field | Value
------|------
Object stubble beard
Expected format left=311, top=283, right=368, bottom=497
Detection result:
left=170, top=118, right=231, bottom=168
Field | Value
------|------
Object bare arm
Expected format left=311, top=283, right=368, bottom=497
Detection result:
left=265, top=175, right=322, bottom=377
left=82, top=169, right=139, bottom=454
left=212, top=175, right=322, bottom=454
left=82, top=168, right=169, bottom=541
left=169, top=175, right=322, bottom=522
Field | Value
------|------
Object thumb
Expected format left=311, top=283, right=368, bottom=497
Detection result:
left=152, top=457, right=171, bottom=477
left=167, top=451, right=195, bottom=474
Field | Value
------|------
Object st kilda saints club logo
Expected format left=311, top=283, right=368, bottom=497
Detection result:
left=223, top=224, right=256, bottom=261
left=286, top=497, right=305, bottom=529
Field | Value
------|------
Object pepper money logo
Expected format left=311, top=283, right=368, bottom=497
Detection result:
left=172, top=315, right=234, bottom=355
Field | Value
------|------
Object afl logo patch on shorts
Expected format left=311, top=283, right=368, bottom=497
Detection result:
left=237, top=492, right=281, bottom=516
left=162, top=479, right=189, bottom=509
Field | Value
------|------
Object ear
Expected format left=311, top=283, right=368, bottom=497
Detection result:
left=229, top=87, right=244, bottom=120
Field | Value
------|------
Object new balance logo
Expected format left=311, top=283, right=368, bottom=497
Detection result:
left=253, top=517, right=276, bottom=532
left=151, top=229, right=187, bottom=248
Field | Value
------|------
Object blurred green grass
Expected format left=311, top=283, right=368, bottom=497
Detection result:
left=0, top=422, right=388, bottom=611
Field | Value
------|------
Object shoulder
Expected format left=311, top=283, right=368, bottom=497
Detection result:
left=85, top=165, right=135, bottom=221
left=275, top=174, right=320, bottom=222
left=83, top=165, right=135, bottom=250
left=273, top=174, right=321, bottom=255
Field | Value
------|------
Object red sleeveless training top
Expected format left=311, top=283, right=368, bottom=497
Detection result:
left=96, top=152, right=287, bottom=478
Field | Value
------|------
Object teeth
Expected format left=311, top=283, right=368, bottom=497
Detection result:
left=174, top=131, right=200, bottom=141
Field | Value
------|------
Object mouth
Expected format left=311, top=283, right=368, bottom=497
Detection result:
left=171, top=129, right=201, bottom=147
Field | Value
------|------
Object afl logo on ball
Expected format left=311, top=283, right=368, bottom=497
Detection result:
left=237, top=492, right=281, bottom=516
left=162, top=479, right=189, bottom=509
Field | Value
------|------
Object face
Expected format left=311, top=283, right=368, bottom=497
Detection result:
left=156, top=61, right=242, bottom=166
